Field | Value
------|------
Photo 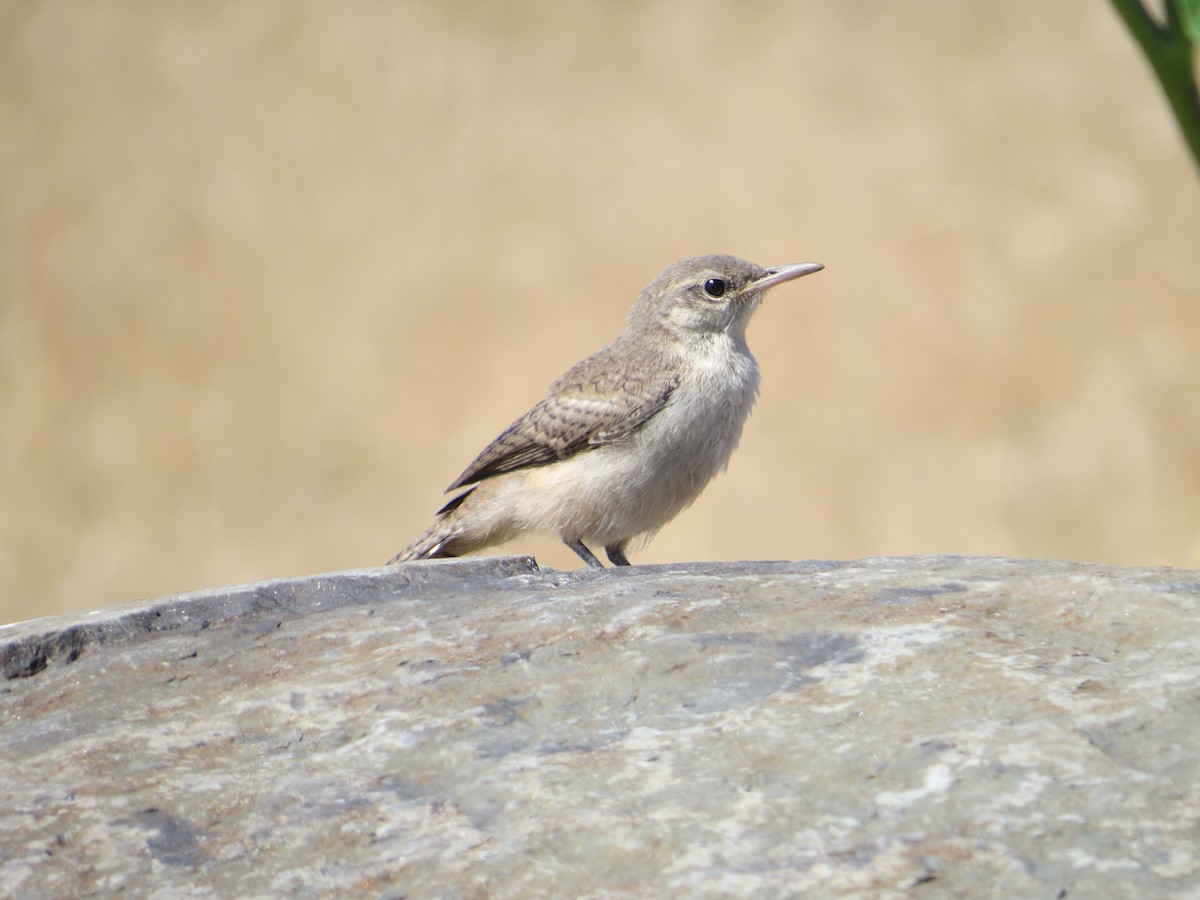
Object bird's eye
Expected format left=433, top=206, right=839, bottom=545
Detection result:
left=702, top=278, right=727, bottom=299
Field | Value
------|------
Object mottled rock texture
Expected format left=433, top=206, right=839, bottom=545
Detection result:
left=3, top=556, right=1199, bottom=897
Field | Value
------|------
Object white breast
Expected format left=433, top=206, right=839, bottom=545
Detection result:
left=512, top=334, right=761, bottom=544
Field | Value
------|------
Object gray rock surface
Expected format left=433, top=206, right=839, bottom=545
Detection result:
left=3, top=555, right=1199, bottom=897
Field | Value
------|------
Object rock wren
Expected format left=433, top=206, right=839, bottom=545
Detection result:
left=391, top=253, right=824, bottom=568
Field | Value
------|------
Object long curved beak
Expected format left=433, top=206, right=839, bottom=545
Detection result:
left=747, top=262, right=825, bottom=294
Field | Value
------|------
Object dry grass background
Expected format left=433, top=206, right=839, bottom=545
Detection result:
left=2, top=1, right=1199, bottom=625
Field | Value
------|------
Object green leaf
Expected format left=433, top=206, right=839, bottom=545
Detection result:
left=1178, top=0, right=1200, bottom=45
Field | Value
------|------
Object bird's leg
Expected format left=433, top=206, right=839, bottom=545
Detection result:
left=565, top=538, right=606, bottom=568
left=605, top=543, right=632, bottom=566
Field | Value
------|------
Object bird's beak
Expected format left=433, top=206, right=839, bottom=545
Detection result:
left=745, top=262, right=824, bottom=294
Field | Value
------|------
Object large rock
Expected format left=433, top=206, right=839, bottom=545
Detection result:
left=2, top=555, right=1199, bottom=896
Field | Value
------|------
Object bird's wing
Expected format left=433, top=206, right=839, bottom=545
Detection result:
left=446, top=344, right=678, bottom=491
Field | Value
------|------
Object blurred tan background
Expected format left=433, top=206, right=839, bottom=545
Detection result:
left=3, top=1, right=1199, bottom=625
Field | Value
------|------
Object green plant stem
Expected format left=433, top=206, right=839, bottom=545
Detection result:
left=1110, top=0, right=1200, bottom=174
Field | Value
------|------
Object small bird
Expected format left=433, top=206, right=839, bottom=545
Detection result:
left=391, top=253, right=824, bottom=568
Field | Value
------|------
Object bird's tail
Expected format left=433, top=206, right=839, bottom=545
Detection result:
left=388, top=525, right=460, bottom=563
left=388, top=489, right=474, bottom=564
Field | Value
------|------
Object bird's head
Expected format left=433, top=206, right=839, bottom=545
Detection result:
left=629, top=254, right=823, bottom=345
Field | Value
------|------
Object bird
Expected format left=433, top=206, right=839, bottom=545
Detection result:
left=390, top=253, right=824, bottom=568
